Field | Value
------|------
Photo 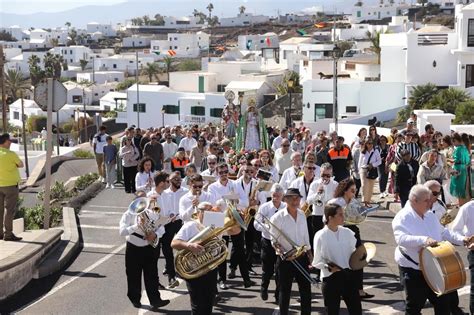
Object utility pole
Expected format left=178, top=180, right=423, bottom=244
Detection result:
left=0, top=46, right=6, bottom=132
left=20, top=93, right=29, bottom=178
left=135, top=51, right=140, bottom=128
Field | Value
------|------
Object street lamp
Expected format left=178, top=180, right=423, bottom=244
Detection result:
left=287, top=78, right=294, bottom=126
left=332, top=45, right=342, bottom=133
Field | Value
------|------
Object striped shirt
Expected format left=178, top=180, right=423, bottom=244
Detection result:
left=396, top=141, right=421, bottom=162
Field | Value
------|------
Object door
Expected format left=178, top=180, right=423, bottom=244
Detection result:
left=198, top=76, right=204, bottom=93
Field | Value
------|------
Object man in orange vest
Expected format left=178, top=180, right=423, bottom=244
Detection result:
left=327, top=136, right=353, bottom=182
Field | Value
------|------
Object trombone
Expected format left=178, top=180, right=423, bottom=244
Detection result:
left=254, top=214, right=318, bottom=286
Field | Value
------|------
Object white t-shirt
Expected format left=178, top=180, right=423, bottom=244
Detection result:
left=93, top=133, right=109, bottom=154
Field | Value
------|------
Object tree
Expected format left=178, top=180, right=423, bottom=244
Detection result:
left=208, top=16, right=219, bottom=27
left=274, top=71, right=302, bottom=96
left=79, top=59, right=88, bottom=71
left=335, top=40, right=354, bottom=56
left=50, top=38, right=59, bottom=47
left=417, top=0, right=428, bottom=7
left=43, top=52, right=63, bottom=79
left=177, top=60, right=201, bottom=71
left=408, top=83, right=438, bottom=110
left=454, top=100, right=474, bottom=124
left=425, top=87, right=470, bottom=114
left=366, top=30, right=381, bottom=64
left=0, top=30, right=16, bottom=41
left=116, top=78, right=138, bottom=91
left=206, top=3, right=214, bottom=20
left=193, top=9, right=207, bottom=24
left=4, top=69, right=29, bottom=101
left=142, top=62, right=161, bottom=82
left=239, top=5, right=246, bottom=14
left=68, top=28, right=77, bottom=45
left=162, top=56, right=175, bottom=83
left=142, top=15, right=151, bottom=26
left=152, top=14, right=165, bottom=26
left=28, top=55, right=45, bottom=86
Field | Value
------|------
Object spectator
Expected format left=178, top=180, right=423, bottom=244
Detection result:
left=92, top=125, right=109, bottom=183
left=449, top=133, right=472, bottom=206
left=171, top=148, right=190, bottom=178
left=315, top=137, right=329, bottom=167
left=395, top=150, right=419, bottom=207
left=359, top=138, right=382, bottom=206
left=417, top=149, right=446, bottom=185
left=143, top=135, right=164, bottom=171
left=190, top=137, right=207, bottom=170
left=376, top=135, right=390, bottom=198
left=103, top=136, right=118, bottom=189
left=119, top=137, right=140, bottom=194
left=271, top=128, right=288, bottom=151
left=327, top=136, right=353, bottom=182
left=133, top=128, right=143, bottom=159
left=351, top=137, right=365, bottom=198
left=181, top=163, right=197, bottom=189
left=396, top=130, right=421, bottom=162
left=274, top=138, right=293, bottom=176
left=367, top=125, right=380, bottom=146
left=178, top=129, right=197, bottom=157
left=420, top=123, right=435, bottom=148
left=386, top=127, right=398, bottom=145
left=0, top=133, right=23, bottom=241
left=351, top=128, right=367, bottom=150
left=290, top=132, right=305, bottom=155
left=162, top=133, right=178, bottom=172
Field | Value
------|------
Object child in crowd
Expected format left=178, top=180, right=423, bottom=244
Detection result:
left=103, top=136, right=118, bottom=189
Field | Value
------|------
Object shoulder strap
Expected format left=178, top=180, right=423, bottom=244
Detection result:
left=398, top=247, right=418, bottom=266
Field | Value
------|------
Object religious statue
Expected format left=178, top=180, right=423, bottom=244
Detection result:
left=235, top=99, right=270, bottom=152
left=222, top=91, right=239, bottom=139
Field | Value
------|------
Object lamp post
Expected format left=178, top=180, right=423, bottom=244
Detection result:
left=20, top=93, right=29, bottom=178
left=161, top=108, right=165, bottom=127
left=287, top=78, right=294, bottom=126
left=332, top=45, right=341, bottom=133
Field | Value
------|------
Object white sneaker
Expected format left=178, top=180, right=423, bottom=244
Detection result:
left=111, top=184, right=115, bottom=189
left=106, top=184, right=111, bottom=189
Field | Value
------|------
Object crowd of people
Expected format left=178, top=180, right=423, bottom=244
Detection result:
left=92, top=111, right=474, bottom=314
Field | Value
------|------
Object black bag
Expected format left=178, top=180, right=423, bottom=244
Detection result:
left=366, top=151, right=378, bottom=180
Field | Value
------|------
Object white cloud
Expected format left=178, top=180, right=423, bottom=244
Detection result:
left=301, top=6, right=323, bottom=14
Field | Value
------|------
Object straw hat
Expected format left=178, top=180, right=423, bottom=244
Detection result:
left=350, top=242, right=376, bottom=270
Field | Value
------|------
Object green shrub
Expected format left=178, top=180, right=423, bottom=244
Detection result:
left=75, top=172, right=99, bottom=190
left=73, top=149, right=94, bottom=159
left=38, top=181, right=72, bottom=202
left=103, top=111, right=118, bottom=118
left=21, top=204, right=62, bottom=230
left=27, top=115, right=47, bottom=132
left=61, top=119, right=75, bottom=133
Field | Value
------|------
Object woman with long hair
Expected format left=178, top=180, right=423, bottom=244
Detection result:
left=135, top=157, right=156, bottom=194
left=331, top=178, right=374, bottom=299
left=189, top=136, right=207, bottom=171
left=351, top=128, right=367, bottom=150
left=367, top=125, right=380, bottom=146
left=182, top=163, right=197, bottom=189
left=449, top=133, right=472, bottom=206
left=386, top=133, right=403, bottom=201
left=119, top=137, right=140, bottom=194
left=376, top=135, right=390, bottom=198
left=259, top=150, right=279, bottom=182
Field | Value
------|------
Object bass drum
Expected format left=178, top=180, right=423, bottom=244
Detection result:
left=419, top=241, right=466, bottom=296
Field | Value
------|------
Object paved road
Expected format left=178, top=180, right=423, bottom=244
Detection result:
left=1, top=186, right=471, bottom=314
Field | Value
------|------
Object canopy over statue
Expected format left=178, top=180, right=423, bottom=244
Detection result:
left=234, top=99, right=270, bottom=152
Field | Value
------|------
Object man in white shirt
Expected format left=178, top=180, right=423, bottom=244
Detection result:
left=162, top=133, right=178, bottom=172
left=274, top=138, right=293, bottom=176
left=279, top=151, right=302, bottom=191
left=272, top=128, right=288, bottom=151
left=392, top=185, right=470, bottom=315
left=159, top=172, right=188, bottom=288
left=200, top=154, right=218, bottom=189
left=119, top=193, right=170, bottom=310
left=178, top=129, right=197, bottom=157
left=254, top=184, right=286, bottom=303
left=92, top=125, right=109, bottom=182
left=179, top=174, right=212, bottom=223
left=270, top=188, right=312, bottom=315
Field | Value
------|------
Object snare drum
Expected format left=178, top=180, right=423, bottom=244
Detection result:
left=419, top=241, right=466, bottom=296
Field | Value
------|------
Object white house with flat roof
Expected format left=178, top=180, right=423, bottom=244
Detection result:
left=122, top=84, right=226, bottom=128
left=122, top=36, right=153, bottom=48
left=238, top=33, right=279, bottom=51
left=50, top=46, right=93, bottom=65
left=5, top=51, right=47, bottom=77
left=29, top=29, right=53, bottom=49
left=349, top=3, right=411, bottom=24
left=0, top=25, right=28, bottom=41
left=100, top=91, right=127, bottom=111
left=169, top=71, right=218, bottom=93
left=94, top=54, right=156, bottom=75
left=0, top=40, right=30, bottom=50
left=87, top=22, right=116, bottom=37
left=8, top=99, right=76, bottom=127
left=151, top=32, right=209, bottom=58
left=220, top=13, right=269, bottom=27
left=77, top=71, right=125, bottom=84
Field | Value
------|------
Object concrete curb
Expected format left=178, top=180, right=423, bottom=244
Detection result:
left=33, top=207, right=81, bottom=279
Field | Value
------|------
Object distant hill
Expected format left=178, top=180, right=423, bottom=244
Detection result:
left=0, top=0, right=378, bottom=29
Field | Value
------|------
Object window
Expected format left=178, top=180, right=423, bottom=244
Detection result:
left=314, top=104, right=333, bottom=120
left=70, top=50, right=73, bottom=54
left=64, top=50, right=67, bottom=54
left=174, top=46, right=178, bottom=49
left=113, top=64, right=117, bottom=68
left=70, top=59, right=73, bottom=63
left=94, top=93, right=98, bottom=96
left=162, top=105, right=179, bottom=114
left=169, top=38, right=172, bottom=41
left=260, top=39, right=264, bottom=43
left=174, top=37, right=177, bottom=40
left=114, top=78, right=118, bottom=82
left=191, top=106, right=205, bottom=116
left=170, top=46, right=173, bottom=49
left=466, top=65, right=474, bottom=88
left=133, top=103, right=146, bottom=112
left=357, top=11, right=361, bottom=17
left=13, top=112, right=19, bottom=120
left=210, top=108, right=223, bottom=118
left=217, top=84, right=226, bottom=92
left=129, top=60, right=133, bottom=63
left=72, top=95, right=82, bottom=103
left=346, top=106, right=357, bottom=113
left=468, top=19, right=474, bottom=47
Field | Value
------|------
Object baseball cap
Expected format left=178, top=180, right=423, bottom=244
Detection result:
left=407, top=118, right=415, bottom=124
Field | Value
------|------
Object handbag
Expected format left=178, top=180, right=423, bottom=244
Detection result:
left=366, top=151, right=378, bottom=180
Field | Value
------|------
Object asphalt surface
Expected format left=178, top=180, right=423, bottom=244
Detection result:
left=1, top=185, right=471, bottom=314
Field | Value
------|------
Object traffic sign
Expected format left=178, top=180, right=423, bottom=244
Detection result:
left=34, top=80, right=67, bottom=112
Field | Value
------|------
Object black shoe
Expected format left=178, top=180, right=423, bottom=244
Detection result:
left=360, top=292, right=375, bottom=299
left=248, top=268, right=257, bottom=276
left=4, top=234, right=22, bottom=241
left=244, top=280, right=255, bottom=288
left=228, top=269, right=236, bottom=279
left=162, top=269, right=168, bottom=275
left=158, top=282, right=166, bottom=290
left=260, top=287, right=268, bottom=301
left=131, top=301, right=141, bottom=308
left=151, top=299, right=170, bottom=310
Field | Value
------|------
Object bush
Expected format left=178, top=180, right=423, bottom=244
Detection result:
left=454, top=101, right=474, bottom=124
left=103, top=111, right=118, bottom=118
left=75, top=172, right=99, bottom=190
left=69, top=181, right=104, bottom=211
left=177, top=60, right=201, bottom=71
left=27, top=115, right=47, bottom=132
left=38, top=181, right=72, bottom=202
left=20, top=204, right=62, bottom=230
left=61, top=119, right=76, bottom=133
left=73, top=149, right=95, bottom=159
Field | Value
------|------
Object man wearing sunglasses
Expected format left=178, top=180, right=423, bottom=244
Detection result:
left=279, top=152, right=302, bottom=191
left=179, top=174, right=212, bottom=223
left=274, top=138, right=293, bottom=177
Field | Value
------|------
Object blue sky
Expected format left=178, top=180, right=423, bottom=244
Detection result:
left=0, top=0, right=126, bottom=14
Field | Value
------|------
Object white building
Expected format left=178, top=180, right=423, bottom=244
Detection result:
left=87, top=22, right=116, bottom=37
left=125, top=16, right=204, bottom=30
left=63, top=81, right=117, bottom=105
left=169, top=71, right=218, bottom=93
left=50, top=28, right=69, bottom=45
left=150, top=32, right=209, bottom=58
left=29, top=29, right=53, bottom=49
left=8, top=99, right=75, bottom=127
left=122, top=36, right=153, bottom=48
left=99, top=91, right=127, bottom=111
left=77, top=71, right=125, bottom=84
left=238, top=33, right=279, bottom=51
left=49, top=46, right=93, bottom=65
left=349, top=3, right=411, bottom=24
left=279, top=37, right=335, bottom=72
left=0, top=25, right=28, bottom=41
left=5, top=51, right=47, bottom=77
left=220, top=13, right=270, bottom=27
left=94, top=54, right=156, bottom=75
left=122, top=84, right=226, bottom=128
left=0, top=40, right=30, bottom=50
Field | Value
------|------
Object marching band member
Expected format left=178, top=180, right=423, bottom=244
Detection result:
left=119, top=178, right=170, bottom=310
left=392, top=185, right=471, bottom=315
left=179, top=174, right=212, bottom=223
left=307, top=163, right=338, bottom=255
left=279, top=152, right=302, bottom=191
left=254, top=184, right=286, bottom=302
left=135, top=157, right=156, bottom=194
left=450, top=200, right=474, bottom=315
left=270, top=188, right=312, bottom=315
left=200, top=154, right=219, bottom=178
left=159, top=171, right=188, bottom=288
left=313, top=203, right=362, bottom=315
left=289, top=160, right=319, bottom=205
left=171, top=202, right=218, bottom=315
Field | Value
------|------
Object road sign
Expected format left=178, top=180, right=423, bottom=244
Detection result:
left=34, top=80, right=67, bottom=112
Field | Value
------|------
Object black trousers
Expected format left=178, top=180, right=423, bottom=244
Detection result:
left=261, top=237, right=279, bottom=298
left=322, top=270, right=362, bottom=315
left=218, top=236, right=230, bottom=283
left=276, top=255, right=312, bottom=315
left=245, top=217, right=257, bottom=269
left=469, top=251, right=474, bottom=315
left=125, top=242, right=163, bottom=305
left=186, top=268, right=218, bottom=315
left=345, top=224, right=363, bottom=290
left=158, top=219, right=182, bottom=281
left=229, top=230, right=250, bottom=282
left=123, top=166, right=137, bottom=193
left=307, top=215, right=324, bottom=249
left=399, top=266, right=451, bottom=315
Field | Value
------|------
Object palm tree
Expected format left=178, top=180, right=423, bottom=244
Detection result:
left=425, top=88, right=470, bottom=114
left=193, top=9, right=207, bottom=24
left=239, top=5, right=246, bottom=14
left=142, top=62, right=161, bottom=82
left=28, top=55, right=45, bottom=86
left=206, top=3, right=214, bottom=20
left=274, top=71, right=302, bottom=96
left=366, top=30, right=381, bottom=64
left=79, top=59, right=88, bottom=71
left=162, top=56, right=174, bottom=84
left=4, top=69, right=29, bottom=101
left=408, top=83, right=438, bottom=110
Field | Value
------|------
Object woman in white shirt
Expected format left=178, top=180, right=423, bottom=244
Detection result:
left=135, top=157, right=156, bottom=194
left=313, top=203, right=361, bottom=315
left=119, top=137, right=140, bottom=194
left=358, top=139, right=382, bottom=207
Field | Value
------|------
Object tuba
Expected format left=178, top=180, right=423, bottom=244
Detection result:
left=344, top=199, right=379, bottom=225
left=127, top=197, right=160, bottom=248
left=175, top=200, right=254, bottom=280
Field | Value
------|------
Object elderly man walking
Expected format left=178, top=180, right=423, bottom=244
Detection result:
left=0, top=133, right=24, bottom=241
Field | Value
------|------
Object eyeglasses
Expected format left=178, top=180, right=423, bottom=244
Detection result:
left=192, top=185, right=203, bottom=189
left=219, top=170, right=229, bottom=175
left=208, top=162, right=216, bottom=165
left=322, top=174, right=331, bottom=178
left=282, top=144, right=290, bottom=147
left=305, top=166, right=316, bottom=170
left=432, top=191, right=441, bottom=197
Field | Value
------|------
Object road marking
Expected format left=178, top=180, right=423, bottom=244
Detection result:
left=83, top=242, right=115, bottom=249
left=20, top=243, right=126, bottom=312
left=88, top=205, right=128, bottom=209
left=138, top=288, right=187, bottom=314
left=365, top=219, right=392, bottom=224
left=81, top=210, right=124, bottom=215
left=80, top=225, right=119, bottom=230
left=364, top=280, right=400, bottom=290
